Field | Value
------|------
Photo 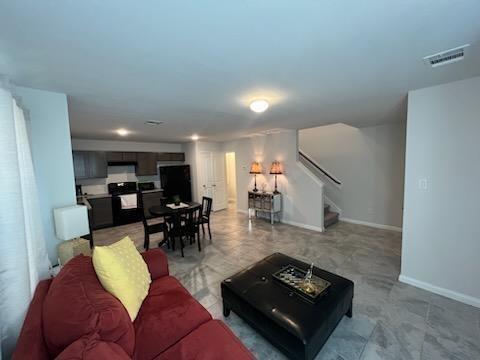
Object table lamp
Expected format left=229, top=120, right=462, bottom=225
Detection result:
left=249, top=162, right=262, bottom=192
left=270, top=161, right=283, bottom=194
left=54, top=205, right=91, bottom=265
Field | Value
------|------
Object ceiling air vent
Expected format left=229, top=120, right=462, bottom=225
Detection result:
left=423, top=44, right=470, bottom=67
left=145, top=120, right=164, bottom=126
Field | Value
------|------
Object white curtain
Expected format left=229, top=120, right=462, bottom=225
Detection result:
left=0, top=78, right=51, bottom=359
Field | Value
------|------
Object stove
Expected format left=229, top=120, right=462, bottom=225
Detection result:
left=108, top=181, right=137, bottom=195
left=108, top=182, right=140, bottom=226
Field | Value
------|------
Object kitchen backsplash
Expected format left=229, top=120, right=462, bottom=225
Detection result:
left=76, top=165, right=160, bottom=195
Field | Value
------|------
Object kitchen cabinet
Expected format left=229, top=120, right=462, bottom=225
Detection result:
left=157, top=152, right=185, bottom=162
left=106, top=152, right=137, bottom=163
left=136, top=152, right=158, bottom=175
left=106, top=151, right=123, bottom=162
left=140, top=191, right=165, bottom=219
left=73, top=152, right=88, bottom=179
left=73, top=151, right=107, bottom=179
left=88, top=196, right=113, bottom=230
left=123, top=152, right=137, bottom=162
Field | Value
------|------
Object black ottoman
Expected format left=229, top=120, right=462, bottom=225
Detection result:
left=221, top=253, right=354, bottom=360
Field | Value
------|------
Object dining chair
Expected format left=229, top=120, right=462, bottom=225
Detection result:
left=199, top=197, right=213, bottom=240
left=138, top=195, right=169, bottom=250
left=167, top=205, right=201, bottom=257
left=184, top=204, right=202, bottom=252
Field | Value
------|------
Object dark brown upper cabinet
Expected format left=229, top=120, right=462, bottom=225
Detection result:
left=157, top=152, right=185, bottom=162
left=106, top=152, right=137, bottom=163
left=136, top=152, right=158, bottom=176
left=123, top=152, right=137, bottom=162
left=101, top=151, right=185, bottom=176
left=73, top=151, right=107, bottom=179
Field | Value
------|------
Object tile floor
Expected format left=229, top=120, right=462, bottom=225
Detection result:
left=93, top=206, right=480, bottom=360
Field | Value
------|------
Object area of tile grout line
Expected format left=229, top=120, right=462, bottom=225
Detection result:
left=93, top=205, right=480, bottom=360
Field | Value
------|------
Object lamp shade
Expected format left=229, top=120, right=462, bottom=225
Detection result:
left=54, top=205, right=90, bottom=240
left=249, top=161, right=262, bottom=174
left=270, top=161, right=283, bottom=175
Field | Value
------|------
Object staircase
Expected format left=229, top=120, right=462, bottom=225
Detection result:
left=298, top=149, right=341, bottom=229
left=324, top=204, right=339, bottom=228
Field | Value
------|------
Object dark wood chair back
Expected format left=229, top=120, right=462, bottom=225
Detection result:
left=201, top=197, right=213, bottom=219
left=184, top=204, right=201, bottom=232
left=199, top=197, right=213, bottom=240
left=138, top=193, right=167, bottom=250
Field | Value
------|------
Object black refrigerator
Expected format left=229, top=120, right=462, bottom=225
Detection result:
left=159, top=165, right=192, bottom=202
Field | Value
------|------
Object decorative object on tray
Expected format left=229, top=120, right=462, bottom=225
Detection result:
left=166, top=202, right=189, bottom=209
left=172, top=195, right=181, bottom=206
left=273, top=264, right=331, bottom=302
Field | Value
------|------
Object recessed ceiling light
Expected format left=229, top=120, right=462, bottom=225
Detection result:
left=249, top=99, right=269, bottom=113
left=116, top=128, right=129, bottom=136
left=191, top=134, right=199, bottom=141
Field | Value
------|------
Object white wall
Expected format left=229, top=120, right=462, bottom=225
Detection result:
left=225, top=152, right=237, bottom=202
left=16, top=86, right=77, bottom=264
left=401, top=76, right=480, bottom=307
left=72, top=138, right=184, bottom=194
left=299, top=122, right=406, bottom=229
left=222, top=130, right=325, bottom=231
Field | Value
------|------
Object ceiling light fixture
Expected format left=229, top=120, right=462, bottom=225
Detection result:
left=191, top=134, right=199, bottom=141
left=249, top=99, right=269, bottom=113
left=116, top=128, right=129, bottom=136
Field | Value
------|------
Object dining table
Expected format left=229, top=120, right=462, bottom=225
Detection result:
left=149, top=201, right=201, bottom=254
left=149, top=201, right=201, bottom=218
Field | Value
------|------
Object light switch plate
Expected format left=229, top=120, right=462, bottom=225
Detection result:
left=418, top=178, right=428, bottom=190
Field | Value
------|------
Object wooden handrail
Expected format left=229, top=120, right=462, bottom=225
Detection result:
left=299, top=151, right=341, bottom=185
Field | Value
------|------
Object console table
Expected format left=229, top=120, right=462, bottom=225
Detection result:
left=248, top=191, right=282, bottom=224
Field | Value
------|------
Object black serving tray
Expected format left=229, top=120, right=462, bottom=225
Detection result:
left=272, top=264, right=331, bottom=303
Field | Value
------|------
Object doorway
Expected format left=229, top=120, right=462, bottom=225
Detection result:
left=198, top=151, right=227, bottom=211
left=225, top=152, right=237, bottom=208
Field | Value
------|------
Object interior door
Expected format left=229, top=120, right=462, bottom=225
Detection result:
left=199, top=151, right=213, bottom=199
left=212, top=152, right=227, bottom=211
left=199, top=151, right=227, bottom=211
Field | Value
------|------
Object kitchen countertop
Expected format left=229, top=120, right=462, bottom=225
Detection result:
left=141, top=189, right=163, bottom=194
left=83, top=193, right=112, bottom=199
left=76, top=196, right=92, bottom=210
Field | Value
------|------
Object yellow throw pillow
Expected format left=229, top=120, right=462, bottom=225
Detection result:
left=92, top=236, right=151, bottom=321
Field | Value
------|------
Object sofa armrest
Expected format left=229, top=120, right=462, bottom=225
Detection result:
left=13, top=279, right=52, bottom=360
left=141, top=249, right=169, bottom=280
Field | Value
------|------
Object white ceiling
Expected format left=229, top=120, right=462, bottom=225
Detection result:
left=1, top=1, right=479, bottom=142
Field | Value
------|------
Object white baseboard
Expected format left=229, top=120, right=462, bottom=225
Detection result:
left=399, top=274, right=480, bottom=308
left=239, top=208, right=324, bottom=233
left=281, top=219, right=324, bottom=233
left=341, top=217, right=402, bottom=232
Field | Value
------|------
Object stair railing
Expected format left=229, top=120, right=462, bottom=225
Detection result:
left=298, top=150, right=341, bottom=186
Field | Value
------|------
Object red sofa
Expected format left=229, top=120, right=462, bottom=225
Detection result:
left=13, top=249, right=254, bottom=360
